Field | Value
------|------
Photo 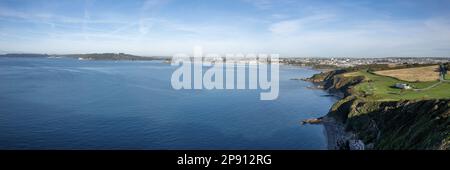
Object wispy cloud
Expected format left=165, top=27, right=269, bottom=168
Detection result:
left=0, top=6, right=127, bottom=25
left=266, top=16, right=450, bottom=57
left=1, top=0, right=450, bottom=57
left=142, top=0, right=171, bottom=11
left=269, top=14, right=335, bottom=35
left=244, top=0, right=274, bottom=10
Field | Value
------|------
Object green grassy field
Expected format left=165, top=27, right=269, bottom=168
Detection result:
left=343, top=71, right=450, bottom=101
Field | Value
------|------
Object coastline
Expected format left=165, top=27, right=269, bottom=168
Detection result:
left=305, top=67, right=450, bottom=150
left=300, top=67, right=348, bottom=150
left=303, top=68, right=364, bottom=150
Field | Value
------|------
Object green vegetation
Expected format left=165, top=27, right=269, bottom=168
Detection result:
left=343, top=71, right=450, bottom=101
left=319, top=65, right=450, bottom=150
left=327, top=88, right=450, bottom=149
left=344, top=99, right=450, bottom=149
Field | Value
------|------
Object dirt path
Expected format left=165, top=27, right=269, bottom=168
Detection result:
left=413, top=81, right=443, bottom=91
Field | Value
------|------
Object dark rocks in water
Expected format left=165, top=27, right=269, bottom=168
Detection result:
left=301, top=117, right=323, bottom=125
left=306, top=85, right=324, bottom=90
left=291, top=78, right=313, bottom=81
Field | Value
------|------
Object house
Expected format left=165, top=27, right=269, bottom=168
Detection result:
left=395, top=83, right=412, bottom=89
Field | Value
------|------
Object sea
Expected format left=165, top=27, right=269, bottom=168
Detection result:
left=0, top=57, right=337, bottom=149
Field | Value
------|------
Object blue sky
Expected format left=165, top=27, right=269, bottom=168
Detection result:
left=1, top=0, right=450, bottom=57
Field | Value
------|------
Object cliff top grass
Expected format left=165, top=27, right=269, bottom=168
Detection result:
left=342, top=71, right=450, bottom=101
left=374, top=65, right=445, bottom=82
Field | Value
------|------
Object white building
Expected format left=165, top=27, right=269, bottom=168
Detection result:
left=395, top=83, right=412, bottom=89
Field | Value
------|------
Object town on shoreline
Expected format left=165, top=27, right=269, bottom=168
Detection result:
left=1, top=53, right=449, bottom=67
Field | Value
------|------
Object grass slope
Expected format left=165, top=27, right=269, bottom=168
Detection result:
left=343, top=71, right=450, bottom=101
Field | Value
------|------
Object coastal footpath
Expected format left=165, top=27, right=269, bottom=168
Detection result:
left=306, top=65, right=450, bottom=150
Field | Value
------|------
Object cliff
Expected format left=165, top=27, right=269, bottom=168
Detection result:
left=308, top=71, right=450, bottom=150
left=305, top=70, right=363, bottom=97
left=329, top=97, right=450, bottom=150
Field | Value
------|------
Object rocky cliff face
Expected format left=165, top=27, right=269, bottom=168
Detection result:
left=309, top=71, right=450, bottom=150
left=306, top=70, right=363, bottom=97
left=329, top=97, right=450, bottom=150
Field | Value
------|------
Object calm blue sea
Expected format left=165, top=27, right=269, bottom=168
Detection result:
left=0, top=57, right=337, bottom=149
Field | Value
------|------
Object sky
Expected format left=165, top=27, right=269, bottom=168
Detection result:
left=1, top=0, right=450, bottom=57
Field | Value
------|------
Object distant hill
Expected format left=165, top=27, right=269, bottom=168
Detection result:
left=0, top=53, right=50, bottom=58
left=0, top=53, right=169, bottom=61
left=62, top=53, right=160, bottom=61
